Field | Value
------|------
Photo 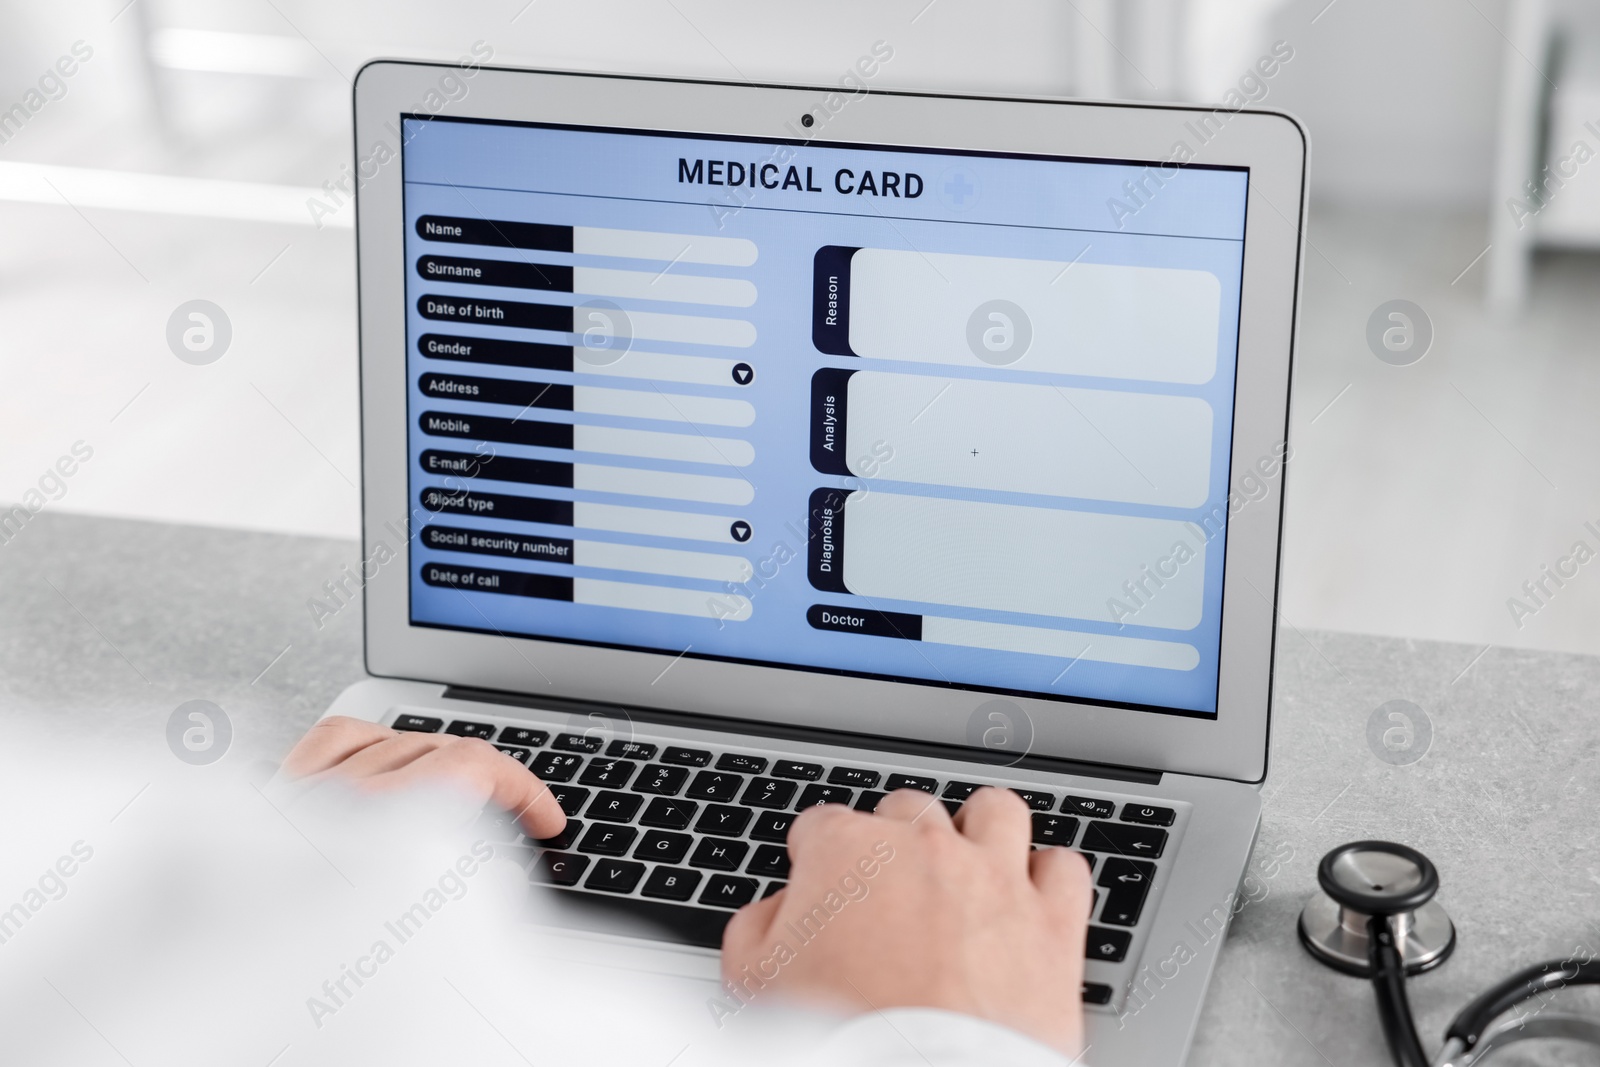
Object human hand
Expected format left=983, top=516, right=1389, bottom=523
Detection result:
left=721, top=787, right=1092, bottom=1056
left=279, top=715, right=566, bottom=839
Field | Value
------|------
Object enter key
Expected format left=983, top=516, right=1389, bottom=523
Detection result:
left=1097, top=857, right=1156, bottom=927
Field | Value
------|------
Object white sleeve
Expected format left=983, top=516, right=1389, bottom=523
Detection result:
left=811, top=1008, right=1077, bottom=1067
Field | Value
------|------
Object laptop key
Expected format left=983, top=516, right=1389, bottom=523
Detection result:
left=942, top=800, right=963, bottom=817
left=1120, top=803, right=1176, bottom=827
left=499, top=843, right=540, bottom=872
left=393, top=714, right=443, bottom=733
left=1081, top=821, right=1167, bottom=859
left=475, top=808, right=523, bottom=843
left=686, top=770, right=744, bottom=803
left=1097, top=856, right=1155, bottom=889
left=695, top=804, right=753, bottom=837
left=634, top=764, right=689, bottom=796
left=496, top=746, right=532, bottom=765
left=1063, top=795, right=1116, bottom=819
left=1011, top=789, right=1056, bottom=812
left=751, top=810, right=796, bottom=843
left=578, top=759, right=637, bottom=789
left=1098, top=856, right=1151, bottom=923
left=761, top=880, right=787, bottom=898
left=584, top=858, right=645, bottom=894
left=535, top=819, right=582, bottom=851
left=531, top=852, right=589, bottom=887
left=530, top=752, right=584, bottom=783
left=586, top=791, right=643, bottom=823
left=942, top=781, right=982, bottom=801
left=641, top=866, right=702, bottom=902
left=1100, top=882, right=1150, bottom=927
left=771, top=760, right=822, bottom=781
left=635, top=830, right=693, bottom=864
left=445, top=720, right=496, bottom=740
left=661, top=746, right=712, bottom=767
left=828, top=766, right=880, bottom=789
left=700, top=875, right=760, bottom=909
left=716, top=753, right=768, bottom=774
left=607, top=740, right=657, bottom=760
left=577, top=824, right=637, bottom=856
left=546, top=785, right=589, bottom=817
left=640, top=797, right=699, bottom=830
left=1031, top=813, right=1079, bottom=846
left=854, top=790, right=886, bottom=813
left=553, top=733, right=603, bottom=753
left=690, top=838, right=749, bottom=871
left=499, top=726, right=548, bottom=747
left=1085, top=926, right=1132, bottom=962
left=1082, top=982, right=1114, bottom=1006
left=740, top=777, right=797, bottom=809
left=796, top=784, right=853, bottom=809
left=747, top=844, right=790, bottom=879
left=885, top=773, right=936, bottom=793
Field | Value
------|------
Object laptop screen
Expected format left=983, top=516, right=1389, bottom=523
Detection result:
left=398, top=114, right=1249, bottom=718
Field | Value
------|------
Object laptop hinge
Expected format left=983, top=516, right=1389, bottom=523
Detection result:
left=441, top=685, right=1162, bottom=786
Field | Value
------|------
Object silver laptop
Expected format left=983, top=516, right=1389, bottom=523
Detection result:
left=329, top=61, right=1305, bottom=1064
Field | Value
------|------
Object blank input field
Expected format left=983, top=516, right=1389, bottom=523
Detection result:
left=575, top=578, right=751, bottom=620
left=578, top=349, right=748, bottom=387
left=573, top=425, right=754, bottom=468
left=628, top=309, right=755, bottom=348
left=844, top=372, right=1211, bottom=508
left=575, top=541, right=752, bottom=583
left=921, top=616, right=1199, bottom=671
left=574, top=464, right=754, bottom=505
left=575, top=386, right=754, bottom=427
left=840, top=492, right=1205, bottom=630
left=846, top=248, right=1220, bottom=384
left=573, top=266, right=755, bottom=307
left=574, top=501, right=745, bottom=543
left=574, top=227, right=757, bottom=267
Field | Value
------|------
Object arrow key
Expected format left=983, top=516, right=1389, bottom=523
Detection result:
left=1080, top=820, right=1167, bottom=859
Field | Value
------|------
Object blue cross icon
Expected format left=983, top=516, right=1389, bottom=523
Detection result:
left=944, top=172, right=975, bottom=204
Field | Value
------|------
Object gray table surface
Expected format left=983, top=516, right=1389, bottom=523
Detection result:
left=4, top=511, right=1597, bottom=1065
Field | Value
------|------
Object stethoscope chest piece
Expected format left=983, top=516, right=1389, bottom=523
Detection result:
left=1298, top=840, right=1456, bottom=977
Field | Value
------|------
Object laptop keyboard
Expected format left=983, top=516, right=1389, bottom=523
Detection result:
left=393, top=710, right=1183, bottom=1010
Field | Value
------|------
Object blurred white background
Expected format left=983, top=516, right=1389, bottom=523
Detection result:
left=2, top=0, right=1598, bottom=659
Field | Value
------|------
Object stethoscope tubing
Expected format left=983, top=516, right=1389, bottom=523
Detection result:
left=1364, top=912, right=1600, bottom=1067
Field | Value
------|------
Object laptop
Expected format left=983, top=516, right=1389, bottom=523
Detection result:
left=329, top=61, right=1305, bottom=1064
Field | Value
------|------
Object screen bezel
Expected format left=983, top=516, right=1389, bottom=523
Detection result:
left=354, top=61, right=1305, bottom=783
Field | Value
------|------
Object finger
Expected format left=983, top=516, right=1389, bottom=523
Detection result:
left=1030, top=847, right=1095, bottom=922
left=319, top=731, right=453, bottom=779
left=874, top=788, right=950, bottom=826
left=374, top=739, right=568, bottom=838
left=281, top=716, right=396, bottom=778
left=785, top=801, right=862, bottom=863
left=721, top=885, right=784, bottom=967
left=953, top=787, right=1032, bottom=858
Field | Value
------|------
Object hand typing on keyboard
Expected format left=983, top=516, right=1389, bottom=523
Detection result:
left=280, top=715, right=567, bottom=840
left=721, top=786, right=1093, bottom=1057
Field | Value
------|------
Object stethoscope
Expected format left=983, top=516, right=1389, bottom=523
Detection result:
left=1298, top=840, right=1600, bottom=1066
